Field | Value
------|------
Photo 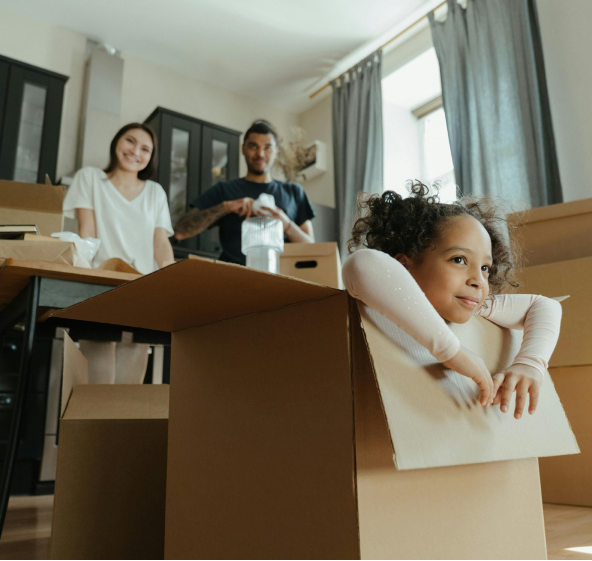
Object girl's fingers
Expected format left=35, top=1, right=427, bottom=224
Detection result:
left=492, top=373, right=505, bottom=394
left=528, top=383, right=540, bottom=415
left=478, top=373, right=493, bottom=407
left=514, top=381, right=529, bottom=419
left=500, top=375, right=518, bottom=413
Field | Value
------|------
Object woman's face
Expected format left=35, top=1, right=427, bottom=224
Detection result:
left=401, top=215, right=493, bottom=324
left=114, top=128, right=153, bottom=175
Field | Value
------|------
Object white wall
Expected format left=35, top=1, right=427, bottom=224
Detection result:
left=537, top=0, right=592, bottom=202
left=0, top=6, right=87, bottom=181
left=296, top=95, right=334, bottom=208
left=0, top=6, right=299, bottom=182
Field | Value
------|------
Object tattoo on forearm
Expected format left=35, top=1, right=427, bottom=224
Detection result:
left=174, top=203, right=227, bottom=238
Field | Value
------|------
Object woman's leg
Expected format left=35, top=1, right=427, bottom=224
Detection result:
left=78, top=340, right=117, bottom=384
left=115, top=332, right=150, bottom=384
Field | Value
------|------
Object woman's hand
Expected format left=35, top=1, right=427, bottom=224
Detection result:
left=491, top=364, right=542, bottom=419
left=442, top=346, right=494, bottom=407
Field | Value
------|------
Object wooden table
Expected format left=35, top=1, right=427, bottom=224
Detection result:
left=0, top=259, right=164, bottom=537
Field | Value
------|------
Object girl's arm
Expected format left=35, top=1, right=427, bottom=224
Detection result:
left=477, top=295, right=562, bottom=377
left=343, top=248, right=494, bottom=406
left=154, top=227, right=174, bottom=269
left=77, top=208, right=97, bottom=239
left=343, top=248, right=460, bottom=362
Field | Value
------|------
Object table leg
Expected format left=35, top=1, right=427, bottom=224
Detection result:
left=0, top=276, right=40, bottom=535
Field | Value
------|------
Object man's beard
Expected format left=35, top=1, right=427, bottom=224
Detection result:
left=247, top=164, right=265, bottom=175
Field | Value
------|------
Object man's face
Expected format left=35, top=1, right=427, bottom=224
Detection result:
left=242, top=133, right=277, bottom=175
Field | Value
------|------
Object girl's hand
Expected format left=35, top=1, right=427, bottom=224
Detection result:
left=491, top=364, right=542, bottom=419
left=442, top=346, right=494, bottom=407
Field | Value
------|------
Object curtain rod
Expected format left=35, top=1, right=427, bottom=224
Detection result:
left=308, top=0, right=447, bottom=100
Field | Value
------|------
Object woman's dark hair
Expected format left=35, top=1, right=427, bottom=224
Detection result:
left=348, top=181, right=520, bottom=294
left=243, top=119, right=278, bottom=144
left=104, top=123, right=158, bottom=180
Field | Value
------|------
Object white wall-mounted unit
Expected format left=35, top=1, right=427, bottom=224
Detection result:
left=300, top=140, right=327, bottom=182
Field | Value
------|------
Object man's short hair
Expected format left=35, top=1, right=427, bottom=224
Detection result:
left=243, top=120, right=278, bottom=144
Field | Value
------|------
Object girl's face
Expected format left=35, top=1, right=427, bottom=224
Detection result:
left=114, top=128, right=153, bottom=175
left=401, top=215, right=492, bottom=324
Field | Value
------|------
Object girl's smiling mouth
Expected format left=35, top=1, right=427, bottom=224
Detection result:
left=456, top=296, right=480, bottom=308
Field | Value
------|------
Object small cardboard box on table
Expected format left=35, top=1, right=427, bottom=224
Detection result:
left=0, top=177, right=65, bottom=236
left=50, top=333, right=168, bottom=560
left=279, top=241, right=342, bottom=288
left=516, top=256, right=592, bottom=507
left=53, top=258, right=578, bottom=559
left=508, top=197, right=592, bottom=266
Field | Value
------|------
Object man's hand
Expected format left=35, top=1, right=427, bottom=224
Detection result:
left=442, top=346, right=494, bottom=407
left=224, top=198, right=255, bottom=218
left=255, top=205, right=291, bottom=231
left=492, top=364, right=542, bottom=419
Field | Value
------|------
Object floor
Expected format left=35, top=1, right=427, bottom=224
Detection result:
left=0, top=497, right=590, bottom=559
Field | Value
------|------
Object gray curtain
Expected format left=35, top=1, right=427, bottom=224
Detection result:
left=332, top=51, right=384, bottom=255
left=428, top=0, right=562, bottom=207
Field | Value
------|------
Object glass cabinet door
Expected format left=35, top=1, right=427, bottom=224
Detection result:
left=200, top=127, right=240, bottom=256
left=169, top=127, right=190, bottom=227
left=0, top=65, right=66, bottom=183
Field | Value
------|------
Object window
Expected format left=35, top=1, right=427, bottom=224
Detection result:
left=382, top=47, right=456, bottom=202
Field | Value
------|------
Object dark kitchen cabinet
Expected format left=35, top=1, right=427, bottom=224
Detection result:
left=0, top=54, right=68, bottom=185
left=145, top=107, right=241, bottom=259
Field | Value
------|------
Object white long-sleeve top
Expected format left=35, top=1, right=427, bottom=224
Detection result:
left=342, top=248, right=562, bottom=377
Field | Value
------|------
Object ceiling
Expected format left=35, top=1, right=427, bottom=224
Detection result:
left=0, top=0, right=435, bottom=113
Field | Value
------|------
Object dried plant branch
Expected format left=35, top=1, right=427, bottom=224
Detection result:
left=274, top=127, right=317, bottom=182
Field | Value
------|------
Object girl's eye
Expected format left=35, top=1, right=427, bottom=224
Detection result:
left=451, top=256, right=466, bottom=265
left=482, top=265, right=491, bottom=274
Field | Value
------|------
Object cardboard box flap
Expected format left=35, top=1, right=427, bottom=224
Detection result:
left=508, top=197, right=592, bottom=225
left=0, top=179, right=64, bottom=213
left=281, top=242, right=338, bottom=258
left=356, top=301, right=579, bottom=470
left=53, top=257, right=341, bottom=332
left=61, top=333, right=89, bottom=417
left=63, top=385, right=169, bottom=420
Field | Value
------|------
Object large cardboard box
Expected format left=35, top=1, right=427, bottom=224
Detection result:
left=54, top=258, right=578, bottom=559
left=0, top=240, right=76, bottom=266
left=280, top=241, right=342, bottom=288
left=0, top=178, right=65, bottom=236
left=50, top=333, right=169, bottom=559
left=508, top=197, right=592, bottom=266
left=516, top=256, right=592, bottom=506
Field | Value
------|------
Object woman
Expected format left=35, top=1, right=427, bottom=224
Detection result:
left=64, top=123, right=174, bottom=384
left=64, top=122, right=174, bottom=273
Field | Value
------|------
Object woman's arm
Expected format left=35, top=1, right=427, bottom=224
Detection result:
left=154, top=227, right=174, bottom=269
left=77, top=208, right=97, bottom=239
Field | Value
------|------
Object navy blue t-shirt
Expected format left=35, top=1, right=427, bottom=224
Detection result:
left=191, top=178, right=316, bottom=265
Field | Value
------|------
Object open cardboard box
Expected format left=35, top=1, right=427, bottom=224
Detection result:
left=0, top=177, right=65, bottom=236
left=508, top=197, right=592, bottom=266
left=279, top=241, right=342, bottom=289
left=517, top=256, right=592, bottom=507
left=50, top=333, right=168, bottom=559
left=53, top=258, right=578, bottom=559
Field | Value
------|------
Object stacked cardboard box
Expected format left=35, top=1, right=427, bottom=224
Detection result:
left=51, top=258, right=577, bottom=559
left=279, top=242, right=343, bottom=288
left=510, top=199, right=592, bottom=506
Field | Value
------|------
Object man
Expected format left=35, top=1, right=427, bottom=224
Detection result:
left=174, top=120, right=315, bottom=265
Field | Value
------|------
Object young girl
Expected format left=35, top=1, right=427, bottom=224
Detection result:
left=342, top=183, right=561, bottom=419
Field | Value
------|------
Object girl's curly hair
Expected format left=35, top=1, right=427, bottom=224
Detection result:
left=347, top=181, right=520, bottom=294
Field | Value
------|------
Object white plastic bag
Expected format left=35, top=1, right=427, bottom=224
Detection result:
left=51, top=232, right=101, bottom=266
left=251, top=193, right=276, bottom=217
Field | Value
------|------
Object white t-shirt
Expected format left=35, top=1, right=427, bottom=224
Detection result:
left=63, top=167, right=174, bottom=274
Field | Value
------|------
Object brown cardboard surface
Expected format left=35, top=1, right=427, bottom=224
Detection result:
left=280, top=242, right=342, bottom=288
left=0, top=179, right=65, bottom=236
left=508, top=197, right=592, bottom=266
left=165, top=293, right=359, bottom=559
left=61, top=333, right=88, bottom=417
left=539, top=365, right=592, bottom=507
left=516, top=257, right=592, bottom=367
left=351, top=311, right=547, bottom=559
left=51, top=334, right=169, bottom=560
left=357, top=302, right=578, bottom=470
left=0, top=240, right=75, bottom=266
left=53, top=257, right=340, bottom=331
